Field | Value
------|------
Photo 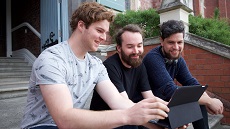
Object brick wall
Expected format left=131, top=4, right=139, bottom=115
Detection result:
left=193, top=0, right=230, bottom=20
left=205, top=0, right=218, bottom=18
left=218, top=0, right=230, bottom=19
left=139, top=0, right=155, bottom=10
left=107, top=43, right=230, bottom=125
left=183, top=43, right=230, bottom=124
left=12, top=0, right=40, bottom=57
left=149, top=0, right=230, bottom=20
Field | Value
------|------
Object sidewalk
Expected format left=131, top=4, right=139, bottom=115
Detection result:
left=0, top=96, right=26, bottom=129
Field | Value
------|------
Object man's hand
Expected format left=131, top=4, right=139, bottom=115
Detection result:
left=125, top=97, right=169, bottom=126
left=176, top=123, right=190, bottom=129
left=206, top=98, right=224, bottom=115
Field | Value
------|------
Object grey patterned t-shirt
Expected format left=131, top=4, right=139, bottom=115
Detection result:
left=21, top=41, right=109, bottom=128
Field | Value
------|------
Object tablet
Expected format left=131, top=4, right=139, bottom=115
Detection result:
left=149, top=85, right=208, bottom=129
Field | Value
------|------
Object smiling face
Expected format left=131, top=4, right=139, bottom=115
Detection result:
left=81, top=20, right=110, bottom=52
left=117, top=31, right=144, bottom=68
left=161, top=33, right=184, bottom=60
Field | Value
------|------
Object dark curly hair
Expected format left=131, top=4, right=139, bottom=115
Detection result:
left=160, top=20, right=185, bottom=40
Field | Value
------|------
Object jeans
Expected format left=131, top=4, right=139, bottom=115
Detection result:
left=192, top=105, right=209, bottom=129
left=29, top=125, right=58, bottom=129
left=114, top=125, right=147, bottom=129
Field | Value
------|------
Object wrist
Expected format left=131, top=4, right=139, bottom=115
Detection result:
left=120, top=109, right=130, bottom=125
left=199, top=92, right=212, bottom=106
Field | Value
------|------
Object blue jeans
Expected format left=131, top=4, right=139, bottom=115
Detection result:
left=29, top=125, right=58, bottom=129
left=114, top=125, right=147, bottom=129
left=192, top=105, right=209, bottom=129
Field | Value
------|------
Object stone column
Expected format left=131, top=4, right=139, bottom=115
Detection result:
left=157, top=0, right=193, bottom=33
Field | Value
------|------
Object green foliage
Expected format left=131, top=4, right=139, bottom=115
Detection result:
left=110, top=9, right=230, bottom=46
left=189, top=15, right=230, bottom=46
left=214, top=7, right=220, bottom=19
left=110, top=9, right=160, bottom=43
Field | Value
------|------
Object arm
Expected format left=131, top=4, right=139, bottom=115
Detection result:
left=95, top=80, right=134, bottom=109
left=143, top=51, right=178, bottom=100
left=142, top=90, right=155, bottom=99
left=140, top=64, right=156, bottom=99
left=41, top=81, right=169, bottom=129
left=96, top=80, right=170, bottom=125
left=199, top=92, right=223, bottom=115
left=120, top=91, right=129, bottom=99
left=176, top=59, right=224, bottom=115
left=41, top=83, right=128, bottom=129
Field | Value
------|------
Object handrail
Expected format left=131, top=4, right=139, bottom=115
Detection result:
left=11, top=22, right=41, bottom=39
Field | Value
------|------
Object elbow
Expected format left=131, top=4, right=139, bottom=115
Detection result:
left=54, top=114, right=73, bottom=129
left=55, top=119, right=70, bottom=129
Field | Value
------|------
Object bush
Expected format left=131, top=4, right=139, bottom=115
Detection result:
left=189, top=15, right=230, bottom=46
left=110, top=9, right=160, bottom=43
left=110, top=9, right=230, bottom=46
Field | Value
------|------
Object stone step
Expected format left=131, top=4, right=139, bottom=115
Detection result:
left=0, top=81, right=29, bottom=88
left=0, top=81, right=28, bottom=100
left=0, top=59, right=25, bottom=63
left=187, top=114, right=225, bottom=129
left=0, top=57, right=25, bottom=62
left=0, top=62, right=29, bottom=66
left=0, top=66, right=32, bottom=70
left=212, top=123, right=230, bottom=129
left=0, top=76, right=30, bottom=83
left=0, top=71, right=31, bottom=76
left=209, top=114, right=224, bottom=129
left=0, top=86, right=28, bottom=100
left=0, top=69, right=31, bottom=72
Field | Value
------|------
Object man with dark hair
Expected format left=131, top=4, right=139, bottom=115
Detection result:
left=91, top=24, right=168, bottom=129
left=21, top=2, right=169, bottom=129
left=143, top=20, right=223, bottom=129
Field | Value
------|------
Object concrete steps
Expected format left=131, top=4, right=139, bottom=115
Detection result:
left=0, top=57, right=31, bottom=129
left=0, top=57, right=31, bottom=100
left=187, top=114, right=230, bottom=129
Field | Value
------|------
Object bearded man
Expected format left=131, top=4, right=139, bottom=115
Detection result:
left=90, top=24, right=160, bottom=129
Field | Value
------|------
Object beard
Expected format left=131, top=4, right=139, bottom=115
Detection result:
left=120, top=49, right=143, bottom=68
left=162, top=46, right=181, bottom=60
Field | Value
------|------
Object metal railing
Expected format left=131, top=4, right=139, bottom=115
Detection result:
left=11, top=22, right=41, bottom=39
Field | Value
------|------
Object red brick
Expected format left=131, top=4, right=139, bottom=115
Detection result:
left=223, top=70, right=230, bottom=76
left=195, top=76, right=205, bottom=81
left=212, top=87, right=222, bottom=93
left=221, top=76, right=230, bottom=82
left=212, top=54, right=221, bottom=59
left=224, top=58, right=230, bottom=64
left=222, top=88, right=230, bottom=94
left=225, top=82, right=230, bottom=87
left=208, top=70, right=224, bottom=75
left=190, top=48, right=207, bottom=54
left=211, top=64, right=226, bottom=70
left=196, top=64, right=212, bottom=70
left=184, top=54, right=196, bottom=60
left=209, top=82, right=225, bottom=88
left=195, top=53, right=212, bottom=59
left=222, top=94, right=230, bottom=100
left=204, top=76, right=220, bottom=82
left=190, top=59, right=206, bottom=65
left=207, top=58, right=224, bottom=64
